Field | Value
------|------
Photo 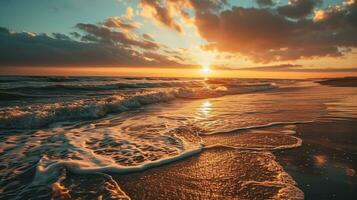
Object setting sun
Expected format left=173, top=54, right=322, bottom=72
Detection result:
left=201, top=65, right=212, bottom=76
left=194, top=49, right=216, bottom=77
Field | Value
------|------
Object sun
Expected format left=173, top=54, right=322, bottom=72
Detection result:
left=201, top=64, right=212, bottom=75
left=193, top=48, right=216, bottom=77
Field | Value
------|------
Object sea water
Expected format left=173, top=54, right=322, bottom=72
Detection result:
left=1, top=76, right=356, bottom=199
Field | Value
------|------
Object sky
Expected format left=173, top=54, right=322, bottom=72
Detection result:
left=0, top=0, right=356, bottom=78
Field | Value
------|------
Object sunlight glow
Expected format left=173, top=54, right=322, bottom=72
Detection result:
left=193, top=48, right=216, bottom=77
left=201, top=65, right=212, bottom=75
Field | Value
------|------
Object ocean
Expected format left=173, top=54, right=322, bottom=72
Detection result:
left=0, top=76, right=356, bottom=199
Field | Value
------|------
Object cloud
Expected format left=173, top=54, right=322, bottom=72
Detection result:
left=277, top=0, right=322, bottom=19
left=0, top=27, right=10, bottom=34
left=140, top=0, right=183, bottom=32
left=103, top=17, right=141, bottom=30
left=1, top=0, right=357, bottom=69
left=141, top=0, right=356, bottom=64
left=214, top=63, right=300, bottom=70
left=188, top=0, right=228, bottom=13
left=125, top=6, right=135, bottom=20
left=0, top=26, right=186, bottom=68
left=256, top=0, right=275, bottom=7
left=139, top=0, right=228, bottom=33
left=216, top=63, right=357, bottom=72
left=194, top=1, right=357, bottom=63
left=313, top=0, right=357, bottom=26
left=229, top=64, right=302, bottom=71
left=75, top=23, right=160, bottom=50
left=52, top=33, right=71, bottom=40
left=142, top=33, right=154, bottom=41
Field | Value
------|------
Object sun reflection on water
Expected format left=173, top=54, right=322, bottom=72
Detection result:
left=199, top=100, right=212, bottom=117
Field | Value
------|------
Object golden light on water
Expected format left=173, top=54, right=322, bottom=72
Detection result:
left=199, top=100, right=212, bottom=117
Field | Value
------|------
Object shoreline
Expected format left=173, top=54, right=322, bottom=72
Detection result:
left=317, top=77, right=357, bottom=87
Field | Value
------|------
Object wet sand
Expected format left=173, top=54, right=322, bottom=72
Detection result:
left=276, top=120, right=357, bottom=200
left=114, top=148, right=301, bottom=200
left=107, top=125, right=305, bottom=200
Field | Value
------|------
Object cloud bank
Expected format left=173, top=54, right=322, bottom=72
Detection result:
left=139, top=0, right=357, bottom=63
left=0, top=18, right=186, bottom=67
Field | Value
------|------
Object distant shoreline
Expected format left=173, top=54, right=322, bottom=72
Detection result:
left=318, top=77, right=357, bottom=87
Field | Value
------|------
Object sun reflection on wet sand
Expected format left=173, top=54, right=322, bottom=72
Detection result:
left=346, top=167, right=356, bottom=177
left=314, top=155, right=328, bottom=167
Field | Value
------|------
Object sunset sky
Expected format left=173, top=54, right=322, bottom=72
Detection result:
left=1, top=0, right=357, bottom=78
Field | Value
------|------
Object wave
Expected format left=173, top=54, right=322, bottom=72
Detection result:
left=0, top=92, right=49, bottom=101
left=0, top=83, right=277, bottom=129
left=0, top=76, right=80, bottom=83
left=3, top=80, right=203, bottom=92
left=2, top=78, right=277, bottom=92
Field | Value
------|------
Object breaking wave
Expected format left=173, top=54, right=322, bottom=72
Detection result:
left=3, top=81, right=203, bottom=92
left=0, top=83, right=277, bottom=129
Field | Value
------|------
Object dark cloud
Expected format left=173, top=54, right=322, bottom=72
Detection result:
left=194, top=1, right=357, bottom=63
left=216, top=64, right=357, bottom=72
left=214, top=64, right=300, bottom=71
left=314, top=1, right=357, bottom=27
left=70, top=32, right=81, bottom=39
left=0, top=27, right=10, bottom=34
left=52, top=33, right=71, bottom=40
left=277, top=0, right=322, bottom=19
left=188, top=0, right=228, bottom=13
left=256, top=0, right=274, bottom=7
left=76, top=23, right=160, bottom=50
left=196, top=7, right=294, bottom=62
left=296, top=68, right=357, bottom=72
left=231, top=64, right=302, bottom=71
left=0, top=26, right=184, bottom=67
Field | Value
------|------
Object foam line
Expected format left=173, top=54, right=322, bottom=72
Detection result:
left=201, top=120, right=314, bottom=136
left=34, top=146, right=203, bottom=181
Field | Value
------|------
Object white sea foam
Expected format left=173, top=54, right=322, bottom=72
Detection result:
left=1, top=123, right=203, bottom=199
